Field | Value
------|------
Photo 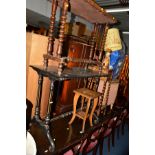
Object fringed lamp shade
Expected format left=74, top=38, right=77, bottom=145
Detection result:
left=104, top=28, right=122, bottom=52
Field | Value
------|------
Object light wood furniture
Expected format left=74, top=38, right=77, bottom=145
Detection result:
left=69, top=88, right=101, bottom=133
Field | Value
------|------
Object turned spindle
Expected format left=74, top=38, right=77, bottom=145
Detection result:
left=98, top=24, right=109, bottom=62
left=89, top=23, right=98, bottom=60
left=98, top=78, right=107, bottom=114
left=34, top=75, right=43, bottom=120
left=47, top=0, right=58, bottom=55
left=57, top=0, right=69, bottom=58
left=45, top=80, right=55, bottom=125
left=93, top=24, right=101, bottom=60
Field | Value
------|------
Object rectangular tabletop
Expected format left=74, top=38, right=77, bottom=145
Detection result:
left=29, top=110, right=119, bottom=155
left=30, top=65, right=109, bottom=81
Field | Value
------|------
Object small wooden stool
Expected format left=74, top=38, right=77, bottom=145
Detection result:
left=69, top=88, right=101, bottom=133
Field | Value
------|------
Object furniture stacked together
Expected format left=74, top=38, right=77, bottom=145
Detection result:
left=29, top=106, right=128, bottom=155
left=28, top=0, right=128, bottom=154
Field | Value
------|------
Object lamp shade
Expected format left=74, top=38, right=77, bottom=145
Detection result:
left=104, top=28, right=122, bottom=52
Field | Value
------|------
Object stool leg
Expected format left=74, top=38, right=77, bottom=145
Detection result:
left=81, top=120, right=86, bottom=133
left=81, top=96, right=85, bottom=110
left=69, top=94, right=80, bottom=125
left=89, top=98, right=98, bottom=126
left=81, top=99, right=91, bottom=133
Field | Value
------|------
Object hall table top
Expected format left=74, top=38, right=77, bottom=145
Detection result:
left=30, top=65, right=109, bottom=81
left=29, top=109, right=122, bottom=155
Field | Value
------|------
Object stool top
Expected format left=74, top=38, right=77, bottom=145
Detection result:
left=74, top=88, right=101, bottom=99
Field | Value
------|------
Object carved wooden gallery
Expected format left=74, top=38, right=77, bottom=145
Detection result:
left=26, top=0, right=129, bottom=155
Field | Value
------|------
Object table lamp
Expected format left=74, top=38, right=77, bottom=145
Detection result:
left=103, top=28, right=122, bottom=72
left=104, top=28, right=122, bottom=52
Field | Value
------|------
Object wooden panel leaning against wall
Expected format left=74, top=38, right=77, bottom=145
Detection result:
left=26, top=32, right=59, bottom=119
left=26, top=32, right=92, bottom=118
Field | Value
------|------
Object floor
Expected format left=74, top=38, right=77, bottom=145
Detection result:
left=86, top=123, right=129, bottom=155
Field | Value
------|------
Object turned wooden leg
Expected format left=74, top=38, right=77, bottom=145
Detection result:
left=103, top=105, right=107, bottom=115
left=34, top=74, right=43, bottom=120
left=89, top=98, right=98, bottom=126
left=47, top=0, right=58, bottom=56
left=57, top=0, right=69, bottom=58
left=45, top=80, right=55, bottom=125
left=81, top=120, right=86, bottom=134
left=69, top=93, right=80, bottom=125
left=81, top=99, right=91, bottom=133
left=108, top=135, right=110, bottom=153
left=81, top=96, right=85, bottom=110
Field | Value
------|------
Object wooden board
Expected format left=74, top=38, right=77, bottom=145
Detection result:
left=56, top=0, right=117, bottom=24
left=26, top=32, right=59, bottom=118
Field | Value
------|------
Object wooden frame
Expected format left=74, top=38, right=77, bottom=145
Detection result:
left=43, top=0, right=117, bottom=75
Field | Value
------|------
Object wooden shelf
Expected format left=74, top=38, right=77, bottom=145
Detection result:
left=76, top=111, right=86, bottom=119
left=49, top=0, right=117, bottom=24
left=30, top=65, right=109, bottom=81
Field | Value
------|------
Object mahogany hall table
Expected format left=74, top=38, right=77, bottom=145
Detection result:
left=29, top=107, right=121, bottom=155
left=29, top=65, right=110, bottom=154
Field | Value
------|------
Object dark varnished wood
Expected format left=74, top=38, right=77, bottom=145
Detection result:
left=55, top=39, right=91, bottom=114
left=98, top=24, right=109, bottom=62
left=43, top=0, right=117, bottom=75
left=57, top=0, right=69, bottom=58
left=30, top=65, right=109, bottom=81
left=27, top=0, right=120, bottom=154
left=44, top=0, right=58, bottom=68
left=55, top=0, right=117, bottom=24
left=29, top=109, right=122, bottom=155
left=47, top=0, right=58, bottom=55
left=45, top=80, right=55, bottom=125
left=34, top=75, right=43, bottom=120
left=93, top=24, right=102, bottom=59
left=29, top=64, right=110, bottom=153
left=89, top=23, right=98, bottom=60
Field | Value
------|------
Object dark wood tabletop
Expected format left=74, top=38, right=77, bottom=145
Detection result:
left=29, top=109, right=122, bottom=155
left=30, top=65, right=109, bottom=81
